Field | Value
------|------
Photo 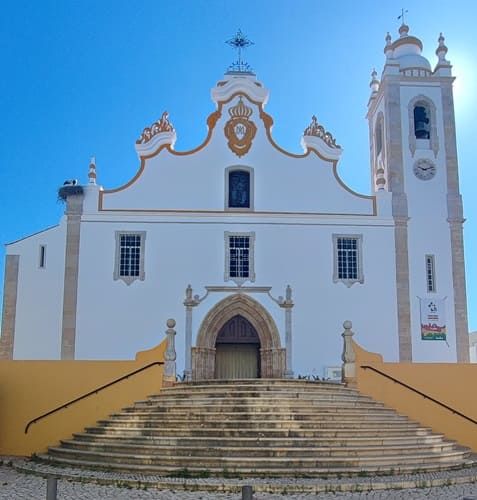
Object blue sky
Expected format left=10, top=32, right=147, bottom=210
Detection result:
left=1, top=1, right=475, bottom=333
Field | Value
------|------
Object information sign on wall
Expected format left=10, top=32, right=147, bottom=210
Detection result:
left=420, top=298, right=446, bottom=341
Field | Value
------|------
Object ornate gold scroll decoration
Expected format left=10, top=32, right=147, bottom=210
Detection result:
left=303, top=115, right=340, bottom=149
left=136, top=111, right=175, bottom=144
left=224, top=96, right=257, bottom=157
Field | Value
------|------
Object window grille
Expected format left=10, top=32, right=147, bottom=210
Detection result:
left=229, top=235, right=250, bottom=278
left=114, top=232, right=146, bottom=285
left=119, top=234, right=141, bottom=277
left=333, top=234, right=364, bottom=287
left=225, top=232, right=255, bottom=285
left=337, top=238, right=358, bottom=280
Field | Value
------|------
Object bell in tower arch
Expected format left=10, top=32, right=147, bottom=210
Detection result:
left=414, top=105, right=430, bottom=139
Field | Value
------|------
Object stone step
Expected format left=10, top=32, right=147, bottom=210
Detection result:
left=157, top=385, right=358, bottom=398
left=38, top=452, right=472, bottom=478
left=116, top=407, right=400, bottom=418
left=148, top=387, right=367, bottom=397
left=38, top=379, right=471, bottom=478
left=46, top=446, right=469, bottom=470
left=73, top=432, right=445, bottom=448
left=111, top=404, right=404, bottom=415
left=59, top=438, right=457, bottom=458
left=134, top=397, right=378, bottom=409
left=161, top=379, right=350, bottom=390
left=130, top=399, right=384, bottom=410
left=98, top=413, right=412, bottom=427
left=83, top=423, right=431, bottom=438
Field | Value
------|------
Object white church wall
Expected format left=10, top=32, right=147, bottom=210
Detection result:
left=73, top=213, right=398, bottom=374
left=7, top=224, right=66, bottom=359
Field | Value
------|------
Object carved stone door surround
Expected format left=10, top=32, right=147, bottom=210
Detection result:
left=191, top=291, right=285, bottom=380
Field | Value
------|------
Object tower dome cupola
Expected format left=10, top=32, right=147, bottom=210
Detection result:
left=387, top=24, right=432, bottom=76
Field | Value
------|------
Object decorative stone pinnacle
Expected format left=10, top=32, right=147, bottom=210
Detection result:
left=303, top=115, right=340, bottom=149
left=184, top=284, right=206, bottom=307
left=136, top=111, right=175, bottom=145
left=88, top=155, right=97, bottom=184
left=369, top=69, right=380, bottom=92
left=436, top=33, right=450, bottom=65
left=278, top=285, right=294, bottom=309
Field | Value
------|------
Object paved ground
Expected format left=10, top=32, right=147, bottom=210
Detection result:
left=1, top=458, right=476, bottom=499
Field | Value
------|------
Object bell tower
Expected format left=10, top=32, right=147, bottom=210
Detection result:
left=367, top=24, right=469, bottom=362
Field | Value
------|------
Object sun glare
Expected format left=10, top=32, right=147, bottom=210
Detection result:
left=451, top=53, right=476, bottom=123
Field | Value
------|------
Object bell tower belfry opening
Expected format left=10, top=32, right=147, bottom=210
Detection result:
left=191, top=294, right=285, bottom=380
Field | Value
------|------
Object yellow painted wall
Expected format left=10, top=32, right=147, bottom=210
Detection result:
left=354, top=341, right=477, bottom=452
left=0, top=340, right=166, bottom=456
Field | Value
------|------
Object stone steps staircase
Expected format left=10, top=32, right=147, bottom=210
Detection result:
left=37, top=379, right=471, bottom=477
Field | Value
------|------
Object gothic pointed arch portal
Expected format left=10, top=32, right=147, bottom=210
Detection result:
left=192, top=294, right=286, bottom=380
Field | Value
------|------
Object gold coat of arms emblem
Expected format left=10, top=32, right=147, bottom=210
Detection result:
left=224, top=96, right=257, bottom=157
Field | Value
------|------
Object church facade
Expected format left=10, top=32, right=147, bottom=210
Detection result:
left=0, top=25, right=469, bottom=378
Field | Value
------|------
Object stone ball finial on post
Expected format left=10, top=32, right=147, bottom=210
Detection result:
left=163, top=318, right=177, bottom=387
left=341, top=320, right=356, bottom=386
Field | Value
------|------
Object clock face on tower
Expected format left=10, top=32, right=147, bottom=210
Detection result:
left=413, top=158, right=436, bottom=180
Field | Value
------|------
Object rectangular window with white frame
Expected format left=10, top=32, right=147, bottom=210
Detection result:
left=114, top=232, right=146, bottom=285
left=225, top=231, right=255, bottom=285
left=425, top=254, right=436, bottom=293
left=333, top=234, right=364, bottom=287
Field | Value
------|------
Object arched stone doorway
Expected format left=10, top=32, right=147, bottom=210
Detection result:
left=215, top=315, right=261, bottom=379
left=192, top=294, right=285, bottom=380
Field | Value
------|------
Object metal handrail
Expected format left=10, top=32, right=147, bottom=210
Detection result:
left=360, top=364, right=477, bottom=425
left=25, top=361, right=164, bottom=434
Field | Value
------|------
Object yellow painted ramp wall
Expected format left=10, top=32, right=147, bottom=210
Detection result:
left=354, top=342, right=477, bottom=452
left=0, top=341, right=166, bottom=456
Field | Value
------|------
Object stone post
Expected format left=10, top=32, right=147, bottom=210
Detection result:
left=341, top=320, right=356, bottom=386
left=61, top=191, right=84, bottom=360
left=279, top=285, right=294, bottom=378
left=183, top=285, right=201, bottom=381
left=0, top=255, right=19, bottom=359
left=163, top=318, right=177, bottom=387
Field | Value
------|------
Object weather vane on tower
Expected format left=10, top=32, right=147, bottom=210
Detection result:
left=397, top=8, right=408, bottom=25
left=226, top=29, right=254, bottom=74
